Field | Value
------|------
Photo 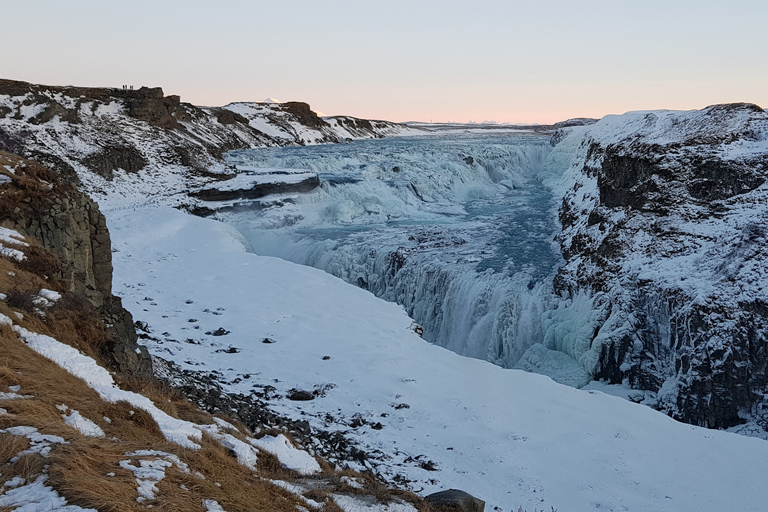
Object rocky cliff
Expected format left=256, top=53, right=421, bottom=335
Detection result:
left=0, top=150, right=151, bottom=379
left=0, top=79, right=421, bottom=209
left=549, top=103, right=768, bottom=431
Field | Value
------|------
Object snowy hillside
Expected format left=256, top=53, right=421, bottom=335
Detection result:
left=4, top=79, right=768, bottom=509
left=0, top=79, right=422, bottom=210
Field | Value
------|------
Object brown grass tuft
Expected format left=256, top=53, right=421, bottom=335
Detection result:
left=0, top=433, right=29, bottom=466
left=15, top=244, right=62, bottom=283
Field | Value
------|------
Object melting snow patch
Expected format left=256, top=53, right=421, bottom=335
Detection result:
left=203, top=499, right=227, bottom=512
left=340, top=476, right=365, bottom=489
left=0, top=475, right=97, bottom=511
left=0, top=391, right=33, bottom=400
left=267, top=480, right=322, bottom=509
left=1, top=425, right=68, bottom=461
left=37, top=288, right=62, bottom=305
left=197, top=424, right=259, bottom=469
left=0, top=226, right=27, bottom=261
left=3, top=476, right=25, bottom=488
left=249, top=434, right=321, bottom=475
left=62, top=409, right=105, bottom=437
left=119, top=450, right=189, bottom=502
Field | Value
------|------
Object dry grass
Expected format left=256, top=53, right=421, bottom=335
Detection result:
left=0, top=151, right=72, bottom=223
left=0, top=321, right=303, bottom=512
left=0, top=433, right=29, bottom=466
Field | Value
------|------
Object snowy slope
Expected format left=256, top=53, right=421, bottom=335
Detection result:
left=108, top=206, right=768, bottom=512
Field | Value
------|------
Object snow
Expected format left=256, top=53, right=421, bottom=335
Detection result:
left=2, top=425, right=68, bottom=460
left=62, top=409, right=106, bottom=437
left=0, top=475, right=97, bottom=511
left=38, top=289, right=62, bottom=302
left=332, top=495, right=418, bottom=512
left=203, top=499, right=228, bottom=512
left=108, top=205, right=768, bottom=511
left=268, top=480, right=323, bottom=509
left=119, top=450, right=189, bottom=502
left=0, top=427, right=96, bottom=511
left=4, top=316, right=321, bottom=478
left=197, top=424, right=260, bottom=470
left=249, top=434, right=321, bottom=475
left=0, top=391, right=33, bottom=399
left=3, top=476, right=25, bottom=488
left=0, top=226, right=28, bottom=262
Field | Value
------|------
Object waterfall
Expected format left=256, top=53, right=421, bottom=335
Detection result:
left=218, top=133, right=591, bottom=378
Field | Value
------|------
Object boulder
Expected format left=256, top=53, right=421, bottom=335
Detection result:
left=424, top=489, right=485, bottom=512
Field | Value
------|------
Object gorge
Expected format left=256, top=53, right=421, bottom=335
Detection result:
left=3, top=78, right=768, bottom=510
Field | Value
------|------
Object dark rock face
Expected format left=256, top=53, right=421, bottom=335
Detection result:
left=281, top=101, right=328, bottom=130
left=0, top=151, right=151, bottom=379
left=424, top=489, right=485, bottom=512
left=191, top=175, right=320, bottom=202
left=83, top=145, right=149, bottom=179
left=555, top=103, right=768, bottom=429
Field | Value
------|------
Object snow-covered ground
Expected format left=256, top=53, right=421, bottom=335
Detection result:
left=108, top=206, right=768, bottom=511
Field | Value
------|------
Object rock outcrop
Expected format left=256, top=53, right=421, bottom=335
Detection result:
left=0, top=151, right=151, bottom=379
left=425, top=489, right=485, bottom=512
left=551, top=103, right=768, bottom=430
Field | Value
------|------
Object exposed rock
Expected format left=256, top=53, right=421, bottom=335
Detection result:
left=83, top=145, right=148, bottom=179
left=0, top=151, right=151, bottom=379
left=287, top=390, right=315, bottom=401
left=30, top=101, right=80, bottom=125
left=553, top=103, right=768, bottom=429
left=191, top=175, right=320, bottom=202
left=280, top=101, right=328, bottom=130
left=424, top=489, right=485, bottom=512
left=0, top=151, right=112, bottom=303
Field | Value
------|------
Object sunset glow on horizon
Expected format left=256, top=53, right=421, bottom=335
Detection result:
left=2, top=0, right=766, bottom=125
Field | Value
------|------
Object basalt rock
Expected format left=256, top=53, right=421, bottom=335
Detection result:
left=554, top=103, right=768, bottom=430
left=281, top=101, right=328, bottom=130
left=0, top=151, right=151, bottom=379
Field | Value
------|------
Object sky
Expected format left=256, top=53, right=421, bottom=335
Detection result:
left=2, top=0, right=767, bottom=124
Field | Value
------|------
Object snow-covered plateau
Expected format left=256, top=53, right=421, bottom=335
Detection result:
left=3, top=78, right=768, bottom=509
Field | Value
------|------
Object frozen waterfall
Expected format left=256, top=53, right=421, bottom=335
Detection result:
left=217, top=133, right=585, bottom=380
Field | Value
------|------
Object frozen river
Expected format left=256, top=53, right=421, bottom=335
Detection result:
left=217, top=133, right=574, bottom=376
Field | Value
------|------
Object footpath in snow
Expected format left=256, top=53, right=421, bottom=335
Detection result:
left=108, top=207, right=768, bottom=512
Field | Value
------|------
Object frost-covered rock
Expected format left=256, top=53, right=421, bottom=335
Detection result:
left=551, top=103, right=768, bottom=429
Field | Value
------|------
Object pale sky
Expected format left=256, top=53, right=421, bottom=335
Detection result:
left=2, top=0, right=766, bottom=124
